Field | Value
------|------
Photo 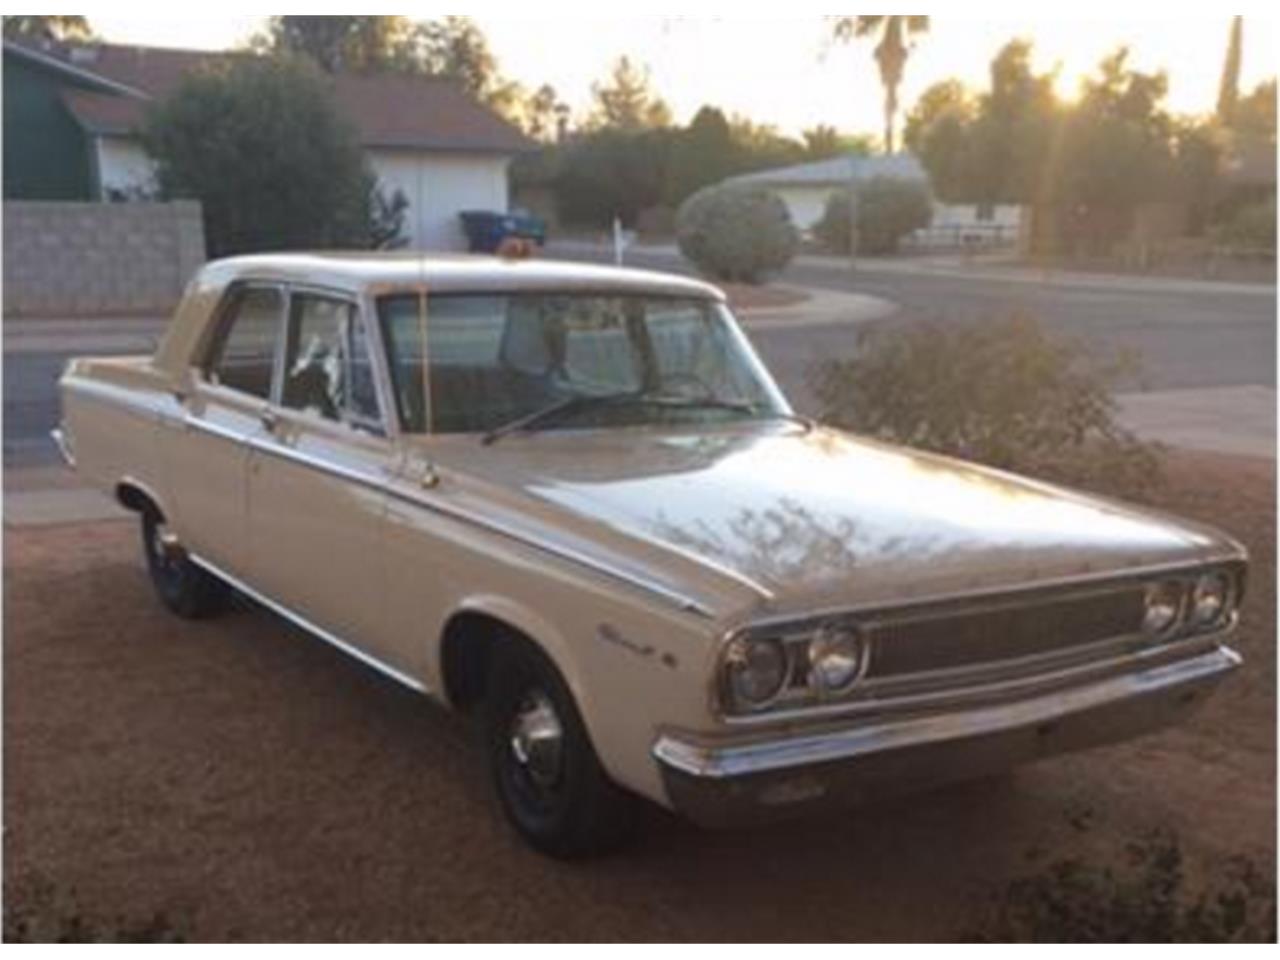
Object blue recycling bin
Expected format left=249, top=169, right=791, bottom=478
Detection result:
left=459, top=210, right=547, bottom=253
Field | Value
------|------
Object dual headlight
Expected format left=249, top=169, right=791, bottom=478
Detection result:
left=1143, top=569, right=1238, bottom=639
left=721, top=623, right=868, bottom=713
left=721, top=566, right=1240, bottom=716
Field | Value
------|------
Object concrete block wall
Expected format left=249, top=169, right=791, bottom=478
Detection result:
left=3, top=201, right=205, bottom=316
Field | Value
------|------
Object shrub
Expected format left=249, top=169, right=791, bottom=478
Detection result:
left=676, top=183, right=798, bottom=283
left=1212, top=196, right=1277, bottom=253
left=970, top=830, right=1276, bottom=942
left=813, top=176, right=933, bottom=255
left=810, top=314, right=1162, bottom=495
left=144, top=54, right=375, bottom=257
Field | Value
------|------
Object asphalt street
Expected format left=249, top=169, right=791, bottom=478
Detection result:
left=570, top=244, right=1277, bottom=397
left=3, top=250, right=1275, bottom=467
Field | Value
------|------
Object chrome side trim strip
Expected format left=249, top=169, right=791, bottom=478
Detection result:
left=186, top=414, right=716, bottom=618
left=62, top=375, right=157, bottom=416
left=188, top=553, right=429, bottom=695
left=185, top=414, right=249, bottom=445
left=654, top=645, right=1242, bottom=779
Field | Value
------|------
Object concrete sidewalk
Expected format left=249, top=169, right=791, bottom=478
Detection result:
left=1116, top=385, right=1276, bottom=459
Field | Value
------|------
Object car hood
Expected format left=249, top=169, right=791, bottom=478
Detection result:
left=424, top=423, right=1240, bottom=621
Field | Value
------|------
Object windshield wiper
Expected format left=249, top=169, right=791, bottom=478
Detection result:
left=481, top=391, right=806, bottom=446
left=481, top=391, right=642, bottom=445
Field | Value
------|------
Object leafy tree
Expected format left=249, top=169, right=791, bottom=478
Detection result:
left=727, top=115, right=805, bottom=170
left=968, top=39, right=1059, bottom=204
left=802, top=125, right=875, bottom=160
left=588, top=56, right=672, bottom=130
left=519, top=84, right=570, bottom=142
left=553, top=127, right=673, bottom=226
left=1046, top=48, right=1178, bottom=253
left=411, top=16, right=501, bottom=99
left=664, top=106, right=736, bottom=205
left=143, top=55, right=376, bottom=257
left=1216, top=16, right=1243, bottom=125
left=2, top=15, right=94, bottom=44
left=832, top=16, right=930, bottom=153
left=903, top=79, right=978, bottom=202
left=252, top=16, right=412, bottom=72
left=1233, top=78, right=1277, bottom=144
left=253, top=16, right=515, bottom=116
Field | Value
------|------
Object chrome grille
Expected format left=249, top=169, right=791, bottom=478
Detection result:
left=867, top=587, right=1147, bottom=678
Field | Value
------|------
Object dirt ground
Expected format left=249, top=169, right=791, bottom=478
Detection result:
left=3, top=451, right=1274, bottom=941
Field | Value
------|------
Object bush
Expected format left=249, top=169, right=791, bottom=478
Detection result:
left=676, top=183, right=798, bottom=283
left=810, top=314, right=1162, bottom=495
left=144, top=54, right=375, bottom=257
left=814, top=176, right=933, bottom=255
left=1212, top=196, right=1277, bottom=253
left=970, top=831, right=1276, bottom=942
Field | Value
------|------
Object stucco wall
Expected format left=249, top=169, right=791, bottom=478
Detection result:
left=3, top=200, right=205, bottom=316
left=369, top=149, right=511, bottom=250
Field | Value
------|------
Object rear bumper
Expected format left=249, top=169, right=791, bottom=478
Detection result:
left=50, top=426, right=75, bottom=469
left=654, top=645, right=1240, bottom=828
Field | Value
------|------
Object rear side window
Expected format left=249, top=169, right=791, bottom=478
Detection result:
left=281, top=292, right=382, bottom=430
left=205, top=286, right=284, bottom=400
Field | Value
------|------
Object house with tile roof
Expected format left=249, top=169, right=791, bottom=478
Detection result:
left=3, top=39, right=535, bottom=249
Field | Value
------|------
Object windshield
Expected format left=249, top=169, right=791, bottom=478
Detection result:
left=377, top=293, right=790, bottom=435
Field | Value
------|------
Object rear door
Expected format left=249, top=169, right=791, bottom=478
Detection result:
left=167, top=283, right=285, bottom=575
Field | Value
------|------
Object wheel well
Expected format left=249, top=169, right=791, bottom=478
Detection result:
left=440, top=612, right=532, bottom=712
left=115, top=481, right=161, bottom=520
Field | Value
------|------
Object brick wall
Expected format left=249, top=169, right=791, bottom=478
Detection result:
left=3, top=201, right=205, bottom=316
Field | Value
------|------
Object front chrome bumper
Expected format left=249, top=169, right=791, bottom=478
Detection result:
left=654, top=644, right=1240, bottom=827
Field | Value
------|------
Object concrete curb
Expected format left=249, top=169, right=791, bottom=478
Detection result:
left=736, top=287, right=898, bottom=329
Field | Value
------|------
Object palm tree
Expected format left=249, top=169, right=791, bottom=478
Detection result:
left=833, top=16, right=930, bottom=154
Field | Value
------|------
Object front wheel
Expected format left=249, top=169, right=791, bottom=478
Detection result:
left=140, top=511, right=227, bottom=619
left=484, top=639, right=636, bottom=858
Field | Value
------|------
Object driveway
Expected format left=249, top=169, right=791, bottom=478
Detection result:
left=3, top=451, right=1274, bottom=941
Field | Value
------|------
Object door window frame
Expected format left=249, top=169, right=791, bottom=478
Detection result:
left=277, top=283, right=394, bottom=439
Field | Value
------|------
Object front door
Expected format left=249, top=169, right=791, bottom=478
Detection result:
left=244, top=289, right=400, bottom=671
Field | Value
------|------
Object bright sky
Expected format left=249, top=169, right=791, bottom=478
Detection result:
left=88, top=15, right=1278, bottom=137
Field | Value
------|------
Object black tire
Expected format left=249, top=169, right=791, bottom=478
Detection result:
left=140, top=511, right=228, bottom=619
left=484, top=638, right=636, bottom=858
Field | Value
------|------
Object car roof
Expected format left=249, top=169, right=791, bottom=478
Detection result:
left=197, top=252, right=727, bottom=301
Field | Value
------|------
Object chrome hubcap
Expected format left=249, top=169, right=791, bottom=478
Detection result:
left=509, top=689, right=564, bottom=789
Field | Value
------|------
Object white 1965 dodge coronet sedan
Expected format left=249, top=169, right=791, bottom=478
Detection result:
left=56, top=252, right=1245, bottom=857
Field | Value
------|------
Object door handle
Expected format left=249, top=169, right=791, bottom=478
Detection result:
left=260, top=408, right=279, bottom=432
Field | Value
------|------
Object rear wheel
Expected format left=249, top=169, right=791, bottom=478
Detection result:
left=484, top=638, right=635, bottom=858
left=140, top=511, right=227, bottom=619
